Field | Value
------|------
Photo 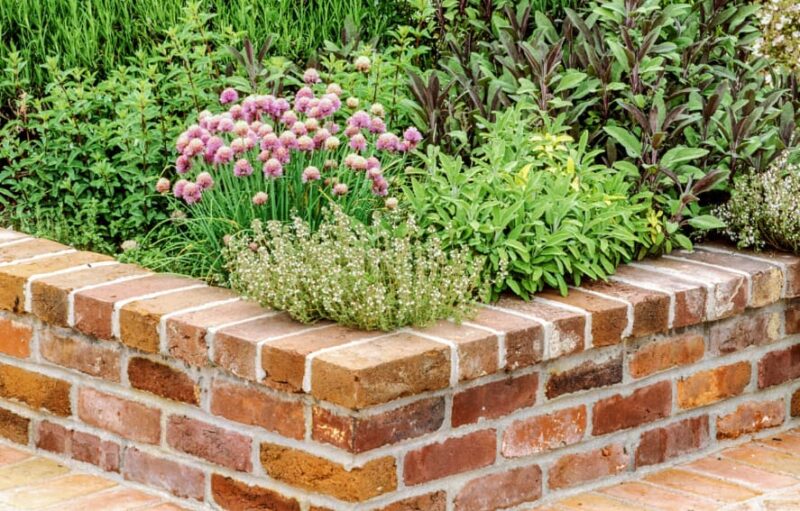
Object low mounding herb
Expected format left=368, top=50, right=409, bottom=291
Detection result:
left=715, top=151, right=800, bottom=254
left=406, top=106, right=655, bottom=301
left=754, top=0, right=800, bottom=74
left=225, top=208, right=482, bottom=331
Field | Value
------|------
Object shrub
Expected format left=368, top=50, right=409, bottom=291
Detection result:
left=715, top=151, right=800, bottom=254
left=405, top=106, right=655, bottom=301
left=225, top=208, right=482, bottom=331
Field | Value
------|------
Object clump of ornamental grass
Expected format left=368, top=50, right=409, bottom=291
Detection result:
left=225, top=208, right=483, bottom=331
left=754, top=0, right=800, bottom=74
left=715, top=151, right=800, bottom=254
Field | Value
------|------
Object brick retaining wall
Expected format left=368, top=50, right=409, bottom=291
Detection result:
left=0, top=227, right=798, bottom=510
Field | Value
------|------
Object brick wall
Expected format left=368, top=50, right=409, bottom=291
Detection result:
left=0, top=228, right=798, bottom=510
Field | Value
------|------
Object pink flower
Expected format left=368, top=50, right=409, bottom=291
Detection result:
left=344, top=153, right=367, bottom=171
left=281, top=110, right=298, bottom=126
left=367, top=167, right=382, bottom=180
left=213, top=146, right=234, bottom=165
left=324, top=136, right=341, bottom=150
left=273, top=98, right=290, bottom=116
left=303, top=68, right=321, bottom=84
left=403, top=127, right=423, bottom=148
left=252, top=192, right=269, bottom=205
left=349, top=133, right=367, bottom=152
left=196, top=172, right=214, bottom=190
left=346, top=97, right=359, bottom=109
left=155, top=177, right=171, bottom=194
left=385, top=197, right=398, bottom=210
left=182, top=182, right=202, bottom=204
left=294, top=96, right=311, bottom=113
left=326, top=122, right=340, bottom=134
left=229, top=105, right=244, bottom=120
left=370, top=103, right=385, bottom=117
left=273, top=146, right=291, bottom=164
left=297, top=86, right=315, bottom=99
left=317, top=97, right=334, bottom=117
left=176, top=133, right=190, bottom=153
left=220, top=88, right=239, bottom=104
left=261, top=132, right=279, bottom=150
left=234, top=121, right=250, bottom=137
left=263, top=158, right=283, bottom=178
left=218, top=117, right=235, bottom=132
left=348, top=111, right=370, bottom=129
left=344, top=125, right=360, bottom=138
left=297, top=135, right=314, bottom=152
left=258, top=150, right=270, bottom=162
left=234, top=158, right=253, bottom=177
left=176, top=155, right=192, bottom=174
left=184, top=138, right=205, bottom=157
left=305, top=118, right=320, bottom=132
left=371, top=175, right=389, bottom=196
left=366, top=156, right=381, bottom=171
left=230, top=137, right=247, bottom=155
left=333, top=182, right=349, bottom=196
left=257, top=124, right=273, bottom=137
left=369, top=117, right=386, bottom=134
left=291, top=121, right=307, bottom=136
left=326, top=83, right=342, bottom=96
left=376, top=133, right=399, bottom=151
left=354, top=55, right=371, bottom=73
left=302, top=166, right=321, bottom=182
left=279, top=131, right=298, bottom=149
left=173, top=179, right=189, bottom=198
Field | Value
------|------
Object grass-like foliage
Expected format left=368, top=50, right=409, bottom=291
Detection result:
left=225, top=208, right=482, bottom=331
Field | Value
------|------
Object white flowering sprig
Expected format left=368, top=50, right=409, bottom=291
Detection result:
left=753, top=0, right=800, bottom=73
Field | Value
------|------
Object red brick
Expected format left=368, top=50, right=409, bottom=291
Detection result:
left=403, top=430, right=496, bottom=485
left=496, top=298, right=585, bottom=359
left=166, top=300, right=267, bottom=367
left=677, top=362, right=751, bottom=409
left=36, top=421, right=68, bottom=454
left=545, top=353, right=622, bottom=399
left=376, top=492, right=447, bottom=511
left=127, top=357, right=199, bottom=405
left=71, top=430, right=120, bottom=472
left=167, top=415, right=252, bottom=472
left=452, top=374, right=537, bottom=427
left=759, top=345, right=800, bottom=388
left=77, top=388, right=160, bottom=443
left=0, top=407, right=29, bottom=444
left=123, top=447, right=205, bottom=501
left=502, top=406, right=586, bottom=458
left=0, top=363, right=71, bottom=415
left=709, top=310, right=780, bottom=355
left=699, top=243, right=800, bottom=298
left=414, top=321, right=499, bottom=381
left=635, top=416, right=709, bottom=467
left=716, top=399, right=785, bottom=440
left=211, top=474, right=300, bottom=511
left=73, top=274, right=197, bottom=340
left=581, top=280, right=671, bottom=338
left=39, top=329, right=120, bottom=381
left=210, top=379, right=304, bottom=439
left=471, top=308, right=544, bottom=370
left=454, top=465, right=542, bottom=511
left=686, top=456, right=799, bottom=490
left=629, top=333, right=704, bottom=379
left=539, top=289, right=628, bottom=347
left=793, top=388, right=800, bottom=417
left=548, top=444, right=629, bottom=490
left=788, top=300, right=800, bottom=334
left=644, top=468, right=759, bottom=502
left=0, top=317, right=31, bottom=358
left=313, top=398, right=445, bottom=453
left=593, top=381, right=672, bottom=435
left=0, top=238, right=68, bottom=263
left=614, top=265, right=707, bottom=328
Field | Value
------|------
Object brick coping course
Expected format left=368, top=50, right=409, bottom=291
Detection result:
left=0, top=226, right=798, bottom=509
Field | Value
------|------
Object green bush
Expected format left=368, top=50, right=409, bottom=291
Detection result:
left=405, top=106, right=655, bottom=301
left=225, top=208, right=482, bottom=331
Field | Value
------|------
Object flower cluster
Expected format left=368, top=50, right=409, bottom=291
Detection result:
left=715, top=151, right=800, bottom=254
left=753, top=0, right=800, bottom=73
left=159, top=69, right=421, bottom=208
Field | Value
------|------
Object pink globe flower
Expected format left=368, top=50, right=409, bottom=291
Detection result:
left=376, top=133, right=399, bottom=151
left=326, top=83, right=342, bottom=96
left=297, top=135, right=314, bottom=152
left=155, top=177, right=171, bottom=194
left=234, top=159, right=254, bottom=177
left=291, top=121, right=307, bottom=136
left=220, top=88, right=239, bottom=104
left=366, top=156, right=381, bottom=171
left=369, top=117, right=386, bottom=134
left=302, top=166, right=321, bottom=183
left=344, top=153, right=367, bottom=171
left=263, top=158, right=284, bottom=178
left=176, top=155, right=192, bottom=174
left=371, top=175, right=389, bottom=196
left=281, top=110, right=298, bottom=126
left=257, top=124, right=273, bottom=137
left=182, top=182, right=202, bottom=204
left=346, top=97, right=359, bottom=109
left=229, top=105, right=244, bottom=120
left=273, top=146, right=291, bottom=164
left=403, top=127, right=423, bottom=149
left=230, top=138, right=247, bottom=155
left=344, top=125, right=360, bottom=138
left=354, top=55, right=371, bottom=73
left=176, top=133, right=190, bottom=153
left=347, top=111, right=370, bottom=129
left=333, top=182, right=349, bottom=196
left=305, top=118, right=320, bottom=132
left=303, top=68, right=321, bottom=84
left=367, top=166, right=382, bottom=180
left=218, top=117, right=235, bottom=132
left=297, top=86, right=315, bottom=99
left=324, top=136, right=341, bottom=151
left=252, top=192, right=269, bottom=205
left=196, top=172, right=214, bottom=190
left=233, top=120, right=250, bottom=137
left=349, top=133, right=367, bottom=152
left=213, top=146, right=234, bottom=165
left=279, top=131, right=298, bottom=149
left=370, top=103, right=385, bottom=117
left=261, top=132, right=279, bottom=150
left=184, top=138, right=205, bottom=157
left=173, top=179, right=189, bottom=198
left=258, top=150, right=271, bottom=162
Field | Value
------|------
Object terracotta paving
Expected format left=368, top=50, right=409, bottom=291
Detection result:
left=0, top=443, right=186, bottom=510
left=536, top=428, right=800, bottom=511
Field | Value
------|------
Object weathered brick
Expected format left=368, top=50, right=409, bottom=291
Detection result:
left=628, top=333, right=704, bottom=379
left=210, top=379, right=304, bottom=439
left=758, top=345, right=800, bottom=388
left=643, top=468, right=759, bottom=502
left=496, top=298, right=585, bottom=359
left=545, top=353, right=622, bottom=399
left=723, top=443, right=800, bottom=476
left=260, top=443, right=397, bottom=502
left=311, top=333, right=451, bottom=409
left=677, top=362, right=751, bottom=410
left=0, top=317, right=32, bottom=358
left=699, top=243, right=800, bottom=297
left=73, top=274, right=196, bottom=340
left=793, top=388, right=800, bottom=417
left=0, top=363, right=71, bottom=416
left=39, top=329, right=120, bottom=381
left=709, top=310, right=780, bottom=355
left=0, top=252, right=113, bottom=313
left=376, top=492, right=447, bottom=511
left=403, top=430, right=496, bottom=486
left=614, top=265, right=707, bottom=329
left=716, top=399, right=785, bottom=440
left=260, top=324, right=372, bottom=391
left=581, top=280, right=670, bottom=337
left=600, top=481, right=725, bottom=510
left=167, top=415, right=252, bottom=472
left=77, top=388, right=160, bottom=443
left=470, top=308, right=544, bottom=370
left=30, top=264, right=148, bottom=327
left=123, top=447, right=205, bottom=501
left=215, top=312, right=324, bottom=381
left=592, top=381, right=672, bottom=435
left=539, top=289, right=628, bottom=347
left=454, top=465, right=542, bottom=511
left=635, top=416, right=709, bottom=467
left=502, top=406, right=586, bottom=458
left=71, top=430, right=120, bottom=472
left=166, top=300, right=266, bottom=367
left=452, top=374, right=537, bottom=427
left=0, top=238, right=67, bottom=263
left=211, top=474, right=300, bottom=511
left=313, top=398, right=445, bottom=453
left=414, top=321, right=499, bottom=381
left=127, top=357, right=199, bottom=405
left=119, top=286, right=234, bottom=353
left=548, top=444, right=629, bottom=490
left=787, top=300, right=800, bottom=335
left=0, top=407, right=29, bottom=445
left=686, top=455, right=799, bottom=490
left=36, top=421, right=68, bottom=454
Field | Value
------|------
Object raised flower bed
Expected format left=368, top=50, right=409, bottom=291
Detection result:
left=0, top=227, right=798, bottom=510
